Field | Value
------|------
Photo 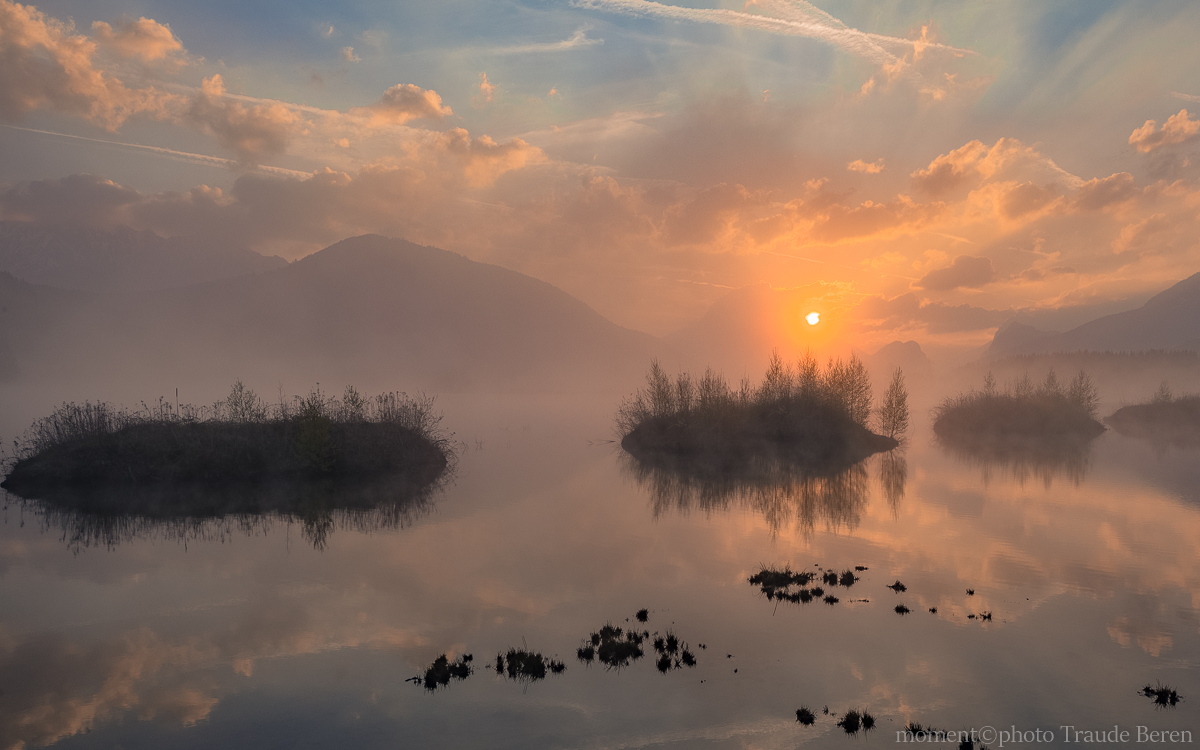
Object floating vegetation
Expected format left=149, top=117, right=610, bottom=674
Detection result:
left=895, top=604, right=911, bottom=615
left=577, top=623, right=647, bottom=671
left=411, top=653, right=473, bottom=692
left=823, top=595, right=839, bottom=605
left=635, top=608, right=649, bottom=623
left=966, top=588, right=975, bottom=596
left=496, top=646, right=565, bottom=686
left=796, top=706, right=816, bottom=726
left=929, top=607, right=938, bottom=614
left=1142, top=683, right=1181, bottom=708
left=652, top=628, right=697, bottom=673
left=855, top=565, right=868, bottom=571
left=887, top=580, right=907, bottom=593
left=968, top=614, right=976, bottom=620
left=836, top=709, right=875, bottom=735
left=979, top=611, right=992, bottom=621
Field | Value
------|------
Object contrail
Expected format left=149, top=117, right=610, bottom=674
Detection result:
left=1, top=125, right=310, bottom=179
left=575, top=0, right=975, bottom=66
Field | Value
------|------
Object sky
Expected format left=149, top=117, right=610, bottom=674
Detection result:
left=1, top=0, right=1199, bottom=348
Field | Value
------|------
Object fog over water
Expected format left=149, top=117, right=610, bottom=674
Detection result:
left=2, top=391, right=1197, bottom=748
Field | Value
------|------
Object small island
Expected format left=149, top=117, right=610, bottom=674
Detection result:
left=617, top=353, right=902, bottom=476
left=933, top=370, right=1105, bottom=449
left=1105, top=384, right=1200, bottom=447
left=1, top=382, right=452, bottom=507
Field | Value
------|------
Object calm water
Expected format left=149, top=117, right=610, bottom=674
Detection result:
left=2, top=394, right=1198, bottom=749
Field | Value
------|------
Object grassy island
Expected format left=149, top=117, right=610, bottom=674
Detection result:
left=2, top=382, right=451, bottom=501
left=934, top=370, right=1104, bottom=445
left=1105, top=385, right=1200, bottom=447
left=617, top=353, right=900, bottom=477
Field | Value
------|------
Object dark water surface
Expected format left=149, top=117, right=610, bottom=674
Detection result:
left=2, top=395, right=1198, bottom=748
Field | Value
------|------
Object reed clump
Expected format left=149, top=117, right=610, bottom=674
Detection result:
left=2, top=382, right=451, bottom=494
left=934, top=369, right=1104, bottom=443
left=1106, top=385, right=1200, bottom=447
left=617, top=352, right=898, bottom=474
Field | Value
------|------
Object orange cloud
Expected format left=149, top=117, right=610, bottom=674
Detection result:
left=91, top=16, right=185, bottom=64
left=352, top=83, right=453, bottom=126
left=1128, top=109, right=1200, bottom=153
left=185, top=75, right=300, bottom=164
left=847, top=158, right=885, bottom=174
left=0, top=0, right=178, bottom=129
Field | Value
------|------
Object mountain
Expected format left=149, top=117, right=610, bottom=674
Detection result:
left=1, top=235, right=666, bottom=393
left=0, top=221, right=286, bottom=291
left=864, top=340, right=933, bottom=379
left=984, top=272, right=1200, bottom=356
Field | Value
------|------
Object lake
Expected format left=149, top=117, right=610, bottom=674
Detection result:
left=2, top=393, right=1197, bottom=748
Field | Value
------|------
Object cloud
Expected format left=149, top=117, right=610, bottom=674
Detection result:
left=340, top=46, right=360, bottom=62
left=352, top=83, right=453, bottom=126
left=847, top=159, right=884, bottom=174
left=489, top=28, right=603, bottom=54
left=91, top=16, right=185, bottom=64
left=184, top=75, right=300, bottom=164
left=434, top=128, right=544, bottom=187
left=1170, top=91, right=1200, bottom=105
left=854, top=292, right=1011, bottom=333
left=912, top=138, right=1082, bottom=196
left=916, top=254, right=995, bottom=291
left=0, top=173, right=141, bottom=226
left=475, top=72, right=496, bottom=107
left=1128, top=109, right=1200, bottom=153
left=0, top=0, right=177, bottom=129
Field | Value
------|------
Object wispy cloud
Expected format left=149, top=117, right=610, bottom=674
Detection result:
left=1170, top=91, right=1200, bottom=104
left=575, top=0, right=974, bottom=67
left=489, top=28, right=603, bottom=54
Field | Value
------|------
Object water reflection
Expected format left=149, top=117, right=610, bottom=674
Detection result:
left=3, top=471, right=446, bottom=551
left=623, top=451, right=879, bottom=535
left=933, top=433, right=1097, bottom=488
left=879, top=449, right=907, bottom=517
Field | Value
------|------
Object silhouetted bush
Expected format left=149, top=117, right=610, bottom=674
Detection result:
left=1106, top=388, right=1200, bottom=447
left=618, top=352, right=897, bottom=473
left=934, top=369, right=1104, bottom=442
left=3, top=382, right=451, bottom=492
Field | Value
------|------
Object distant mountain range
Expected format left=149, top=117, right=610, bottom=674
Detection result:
left=1, top=235, right=666, bottom=393
left=0, top=221, right=286, bottom=291
left=986, top=272, right=1200, bottom=358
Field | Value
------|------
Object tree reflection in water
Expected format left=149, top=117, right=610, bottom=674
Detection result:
left=622, top=451, right=876, bottom=536
left=879, top=450, right=907, bottom=518
left=2, top=471, right=447, bottom=552
left=934, top=433, right=1097, bottom=488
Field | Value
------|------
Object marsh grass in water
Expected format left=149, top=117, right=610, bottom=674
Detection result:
left=618, top=353, right=899, bottom=476
left=934, top=370, right=1104, bottom=443
left=3, top=382, right=449, bottom=488
left=411, top=653, right=473, bottom=691
left=496, top=646, right=565, bottom=687
left=1, top=383, right=452, bottom=549
left=577, top=623, right=647, bottom=671
left=1142, top=683, right=1181, bottom=708
left=1106, top=386, right=1200, bottom=448
left=795, top=707, right=816, bottom=726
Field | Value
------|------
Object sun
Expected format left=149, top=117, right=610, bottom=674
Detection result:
left=805, top=312, right=820, bottom=326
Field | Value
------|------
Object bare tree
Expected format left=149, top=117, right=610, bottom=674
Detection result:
left=877, top=367, right=909, bottom=439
